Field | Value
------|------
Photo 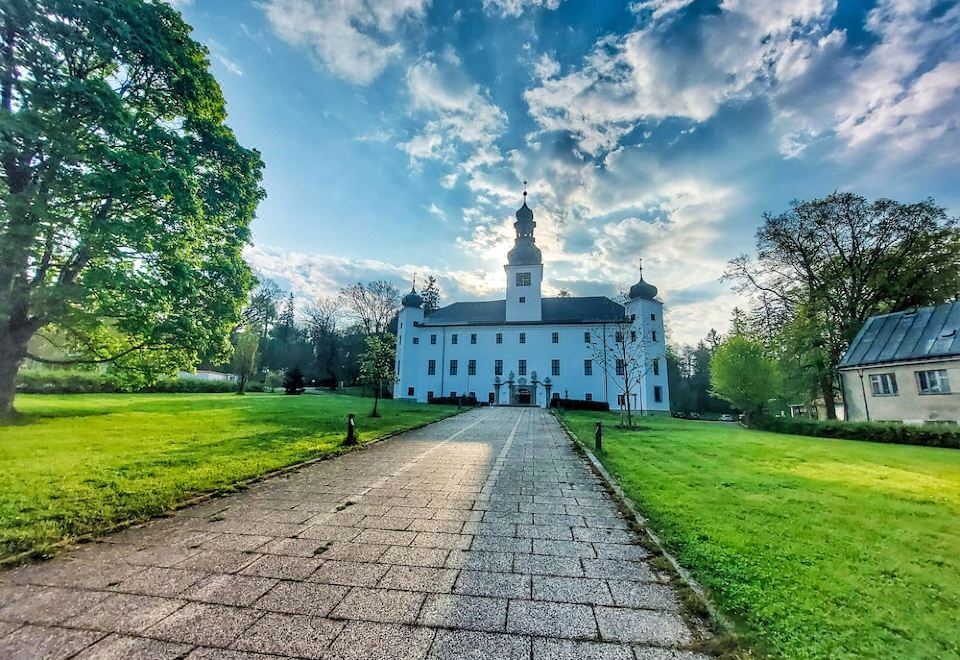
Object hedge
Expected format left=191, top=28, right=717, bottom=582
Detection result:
left=428, top=395, right=478, bottom=406
left=753, top=415, right=960, bottom=450
left=549, top=397, right=611, bottom=412
left=16, top=370, right=265, bottom=394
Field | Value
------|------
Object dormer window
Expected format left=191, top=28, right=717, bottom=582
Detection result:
left=516, top=272, right=532, bottom=286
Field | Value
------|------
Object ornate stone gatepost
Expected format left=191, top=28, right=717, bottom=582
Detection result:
left=506, top=372, right=516, bottom=406
left=530, top=371, right=539, bottom=408
left=543, top=376, right=552, bottom=408
left=493, top=376, right=503, bottom=405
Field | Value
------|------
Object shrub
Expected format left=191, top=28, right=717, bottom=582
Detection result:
left=428, top=395, right=477, bottom=406
left=549, top=398, right=611, bottom=412
left=753, top=415, right=960, bottom=449
left=16, top=370, right=265, bottom=394
left=283, top=367, right=306, bottom=395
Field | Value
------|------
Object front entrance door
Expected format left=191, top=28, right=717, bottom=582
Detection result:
left=517, top=387, right=531, bottom=405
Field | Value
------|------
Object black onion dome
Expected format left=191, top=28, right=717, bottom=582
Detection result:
left=507, top=200, right=542, bottom=265
left=402, top=288, right=423, bottom=308
left=629, top=277, right=658, bottom=300
left=515, top=202, right=534, bottom=224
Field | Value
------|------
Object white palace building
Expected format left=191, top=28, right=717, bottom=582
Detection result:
left=393, top=193, right=670, bottom=412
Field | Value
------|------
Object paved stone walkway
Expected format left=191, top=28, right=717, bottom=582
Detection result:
left=0, top=407, right=709, bottom=660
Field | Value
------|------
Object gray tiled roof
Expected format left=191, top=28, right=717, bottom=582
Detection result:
left=418, top=296, right=626, bottom=327
left=838, top=300, right=960, bottom=369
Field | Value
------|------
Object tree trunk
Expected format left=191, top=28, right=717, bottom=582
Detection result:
left=0, top=334, right=27, bottom=417
left=371, top=387, right=380, bottom=417
left=820, top=376, right=837, bottom=420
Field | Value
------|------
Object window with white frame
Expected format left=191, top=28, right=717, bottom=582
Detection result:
left=430, top=334, right=437, bottom=344
left=584, top=359, right=592, bottom=376
left=518, top=359, right=527, bottom=376
left=468, top=359, right=476, bottom=376
left=519, top=332, right=526, bottom=344
left=516, top=272, right=532, bottom=286
left=495, top=359, right=503, bottom=376
left=616, top=359, right=625, bottom=376
left=470, top=333, right=477, bottom=344
left=451, top=333, right=458, bottom=345
left=552, top=332, right=559, bottom=343
left=449, top=360, right=457, bottom=376
left=427, top=359, right=436, bottom=375
left=869, top=373, right=898, bottom=396
left=584, top=331, right=591, bottom=343
left=917, top=369, right=951, bottom=394
left=552, top=359, right=560, bottom=376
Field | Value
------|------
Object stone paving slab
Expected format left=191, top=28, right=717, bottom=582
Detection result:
left=0, top=407, right=708, bottom=659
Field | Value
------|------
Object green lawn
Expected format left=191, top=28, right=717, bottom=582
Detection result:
left=0, top=393, right=456, bottom=561
left=561, top=412, right=960, bottom=659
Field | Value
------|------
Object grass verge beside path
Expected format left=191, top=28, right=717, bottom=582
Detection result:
left=560, top=411, right=960, bottom=659
left=0, top=393, right=457, bottom=562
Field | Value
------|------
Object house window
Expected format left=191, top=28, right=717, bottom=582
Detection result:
left=468, top=359, right=476, bottom=376
left=654, top=386, right=663, bottom=403
left=519, top=360, right=527, bottom=376
left=519, top=296, right=526, bottom=303
left=584, top=331, right=591, bottom=343
left=552, top=332, right=559, bottom=344
left=585, top=393, right=593, bottom=401
left=651, top=330, right=658, bottom=342
left=516, top=272, right=532, bottom=286
left=488, top=392, right=495, bottom=403
left=650, top=313, right=656, bottom=321
left=615, top=331, right=624, bottom=342
left=496, top=333, right=502, bottom=344
left=430, top=334, right=437, bottom=345
left=630, top=330, right=637, bottom=342
left=470, top=333, right=477, bottom=344
left=495, top=359, right=503, bottom=376
left=407, top=387, right=415, bottom=396
left=519, top=332, right=526, bottom=344
left=451, top=333, right=458, bottom=345
left=584, top=359, right=592, bottom=376
left=652, top=358, right=660, bottom=376
left=552, top=359, right=560, bottom=376
left=616, top=359, right=625, bottom=376
left=917, top=369, right=951, bottom=394
left=869, top=373, right=898, bottom=396
left=450, top=391, right=456, bottom=398
left=617, top=394, right=625, bottom=406
left=427, top=359, right=436, bottom=375
left=449, top=360, right=458, bottom=376
left=427, top=390, right=434, bottom=400
left=412, top=337, right=419, bottom=344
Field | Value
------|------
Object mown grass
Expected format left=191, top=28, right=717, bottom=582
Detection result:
left=561, top=412, right=960, bottom=659
left=0, top=392, right=456, bottom=561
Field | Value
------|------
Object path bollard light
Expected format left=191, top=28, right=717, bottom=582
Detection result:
left=594, top=421, right=602, bottom=452
left=345, top=414, right=358, bottom=446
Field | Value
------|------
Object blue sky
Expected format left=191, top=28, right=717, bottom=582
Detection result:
left=171, top=0, right=960, bottom=344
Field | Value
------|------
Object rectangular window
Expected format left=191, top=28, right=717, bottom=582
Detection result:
left=584, top=331, right=591, bottom=343
left=516, top=272, right=532, bottom=286
left=552, top=392, right=560, bottom=400
left=468, top=359, right=476, bottom=376
left=651, top=330, right=658, bottom=342
left=430, top=334, right=437, bottom=345
left=616, top=359, right=625, bottom=376
left=615, top=331, right=624, bottom=343
left=449, top=360, right=458, bottom=376
left=488, top=392, right=495, bottom=403
left=917, top=369, right=951, bottom=394
left=869, top=373, right=898, bottom=396
left=552, top=359, right=560, bottom=376
left=585, top=393, right=593, bottom=401
left=450, top=391, right=456, bottom=398
left=519, top=296, right=526, bottom=303
left=630, top=330, right=637, bottom=342
left=617, top=394, right=625, bottom=406
left=496, top=332, right=502, bottom=344
left=495, top=360, right=503, bottom=376
left=519, top=332, right=526, bottom=344
left=412, top=337, right=419, bottom=344
left=650, top=313, right=656, bottom=321
left=652, top=358, right=660, bottom=376
left=407, top=387, right=414, bottom=396
left=470, top=333, right=477, bottom=344
left=654, top=386, right=663, bottom=403
left=427, top=390, right=434, bottom=400
left=451, top=333, right=458, bottom=345
left=427, top=359, right=436, bottom=375
left=584, top=359, right=592, bottom=376
left=469, top=391, right=476, bottom=399
left=552, top=332, right=559, bottom=344
left=519, top=360, right=527, bottom=376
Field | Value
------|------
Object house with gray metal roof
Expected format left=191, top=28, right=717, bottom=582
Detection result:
left=393, top=191, right=670, bottom=412
left=839, top=301, right=960, bottom=424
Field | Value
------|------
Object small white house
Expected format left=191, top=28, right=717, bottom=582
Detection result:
left=393, top=193, right=670, bottom=412
left=839, top=301, right=959, bottom=425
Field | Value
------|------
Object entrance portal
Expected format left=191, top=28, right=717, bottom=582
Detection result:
left=517, top=387, right=531, bottom=405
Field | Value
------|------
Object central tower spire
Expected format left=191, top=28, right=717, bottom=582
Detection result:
left=507, top=182, right=542, bottom=266
left=505, top=182, right=543, bottom=322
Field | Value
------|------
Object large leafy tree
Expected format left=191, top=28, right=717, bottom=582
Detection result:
left=359, top=332, right=397, bottom=418
left=0, top=0, right=264, bottom=415
left=726, top=193, right=960, bottom=418
left=710, top=334, right=781, bottom=423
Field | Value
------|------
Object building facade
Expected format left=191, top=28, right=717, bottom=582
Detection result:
left=394, top=195, right=670, bottom=412
left=839, top=301, right=959, bottom=425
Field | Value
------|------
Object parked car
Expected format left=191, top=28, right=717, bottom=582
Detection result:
left=738, top=414, right=746, bottom=422
left=719, top=414, right=734, bottom=422
left=671, top=411, right=686, bottom=419
left=688, top=412, right=701, bottom=420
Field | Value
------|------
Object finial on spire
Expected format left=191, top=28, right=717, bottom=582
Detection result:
left=638, top=258, right=643, bottom=280
left=522, top=180, right=528, bottom=202
left=411, top=272, right=417, bottom=292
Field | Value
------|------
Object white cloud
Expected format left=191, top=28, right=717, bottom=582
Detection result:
left=167, top=0, right=193, bottom=8
left=482, top=0, right=562, bottom=18
left=262, top=0, right=429, bottom=84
